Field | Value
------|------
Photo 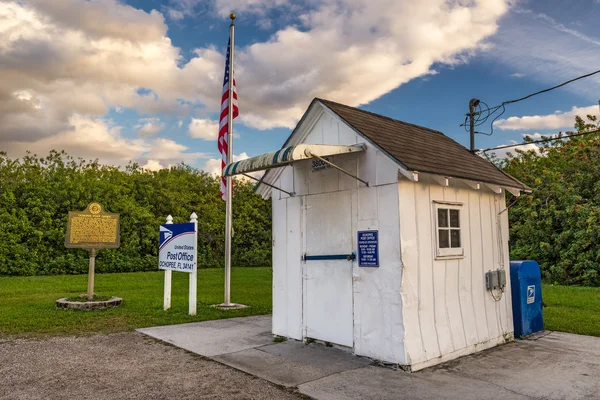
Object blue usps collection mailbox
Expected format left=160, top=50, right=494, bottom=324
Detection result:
left=510, top=260, right=544, bottom=337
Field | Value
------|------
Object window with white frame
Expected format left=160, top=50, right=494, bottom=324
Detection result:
left=434, top=203, right=463, bottom=258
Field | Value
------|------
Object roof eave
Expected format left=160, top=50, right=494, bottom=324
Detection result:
left=255, top=98, right=324, bottom=198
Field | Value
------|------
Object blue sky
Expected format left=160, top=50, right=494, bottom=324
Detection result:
left=1, top=0, right=599, bottom=172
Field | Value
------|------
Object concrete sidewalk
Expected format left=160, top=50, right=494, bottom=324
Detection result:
left=138, top=316, right=600, bottom=400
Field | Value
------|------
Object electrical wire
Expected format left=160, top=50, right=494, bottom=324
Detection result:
left=502, top=69, right=600, bottom=106
left=490, top=288, right=503, bottom=302
left=462, top=69, right=600, bottom=136
left=474, top=101, right=492, bottom=126
left=478, top=129, right=600, bottom=153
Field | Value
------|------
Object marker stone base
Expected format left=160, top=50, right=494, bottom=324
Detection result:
left=56, top=296, right=123, bottom=310
left=212, top=303, right=249, bottom=310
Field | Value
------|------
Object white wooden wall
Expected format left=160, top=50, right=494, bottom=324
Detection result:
left=271, top=109, right=406, bottom=363
left=269, top=109, right=400, bottom=201
left=398, top=178, right=514, bottom=370
left=272, top=196, right=303, bottom=340
left=353, top=184, right=405, bottom=364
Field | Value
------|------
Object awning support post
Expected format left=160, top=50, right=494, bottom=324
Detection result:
left=306, top=151, right=370, bottom=187
left=242, top=173, right=294, bottom=197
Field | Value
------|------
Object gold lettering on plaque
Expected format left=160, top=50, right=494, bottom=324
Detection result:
left=65, top=203, right=120, bottom=249
left=69, top=215, right=118, bottom=244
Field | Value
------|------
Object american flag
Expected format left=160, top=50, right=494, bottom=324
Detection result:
left=218, top=38, right=239, bottom=200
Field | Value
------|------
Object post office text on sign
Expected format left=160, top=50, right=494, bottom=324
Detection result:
left=159, top=223, right=197, bottom=272
left=358, top=230, right=379, bottom=267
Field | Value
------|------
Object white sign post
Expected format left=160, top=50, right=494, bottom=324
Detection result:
left=159, top=213, right=198, bottom=316
left=189, top=213, right=198, bottom=316
left=163, top=215, right=173, bottom=311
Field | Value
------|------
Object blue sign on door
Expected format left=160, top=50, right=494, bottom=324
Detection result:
left=358, top=230, right=379, bottom=267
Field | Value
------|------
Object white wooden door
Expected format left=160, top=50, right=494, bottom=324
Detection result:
left=303, top=191, right=354, bottom=347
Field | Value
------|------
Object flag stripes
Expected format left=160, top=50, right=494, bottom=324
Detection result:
left=218, top=38, right=239, bottom=200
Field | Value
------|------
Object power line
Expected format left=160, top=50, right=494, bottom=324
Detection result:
left=479, top=129, right=600, bottom=153
left=501, top=69, right=600, bottom=106
left=462, top=69, right=600, bottom=143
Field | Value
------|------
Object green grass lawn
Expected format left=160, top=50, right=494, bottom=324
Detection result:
left=0, top=268, right=272, bottom=339
left=542, top=284, right=600, bottom=337
left=1, top=270, right=599, bottom=339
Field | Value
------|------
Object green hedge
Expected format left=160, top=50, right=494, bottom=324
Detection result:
left=497, top=115, right=600, bottom=286
left=0, top=151, right=272, bottom=276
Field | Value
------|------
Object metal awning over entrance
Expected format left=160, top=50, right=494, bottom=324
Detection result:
left=223, top=144, right=366, bottom=177
left=223, top=144, right=368, bottom=197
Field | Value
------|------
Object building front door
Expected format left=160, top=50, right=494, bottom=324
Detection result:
left=303, top=190, right=354, bottom=347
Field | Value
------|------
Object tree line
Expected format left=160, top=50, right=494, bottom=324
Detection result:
left=3, top=111, right=600, bottom=286
left=496, top=113, right=600, bottom=286
left=0, top=151, right=271, bottom=276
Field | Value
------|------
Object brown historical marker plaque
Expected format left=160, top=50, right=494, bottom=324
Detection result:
left=65, top=202, right=120, bottom=249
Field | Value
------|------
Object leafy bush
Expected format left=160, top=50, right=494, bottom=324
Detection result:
left=0, top=151, right=271, bottom=276
left=495, top=113, right=600, bottom=286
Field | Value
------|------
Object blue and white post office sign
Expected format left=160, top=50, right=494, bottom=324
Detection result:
left=159, top=223, right=197, bottom=273
left=358, top=230, right=379, bottom=267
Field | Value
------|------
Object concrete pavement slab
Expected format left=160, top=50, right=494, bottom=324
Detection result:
left=214, top=348, right=335, bottom=387
left=136, top=315, right=272, bottom=357
left=258, top=340, right=372, bottom=372
left=299, top=332, right=600, bottom=400
left=138, top=316, right=600, bottom=400
left=433, top=332, right=600, bottom=400
left=298, top=365, right=530, bottom=400
left=213, top=341, right=372, bottom=387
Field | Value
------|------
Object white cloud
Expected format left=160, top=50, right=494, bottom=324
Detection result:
left=1, top=0, right=514, bottom=162
left=510, top=72, right=525, bottom=78
left=136, top=117, right=164, bottom=136
left=522, top=132, right=559, bottom=140
left=231, top=0, right=511, bottom=129
left=494, top=105, right=600, bottom=131
left=166, top=8, right=185, bottom=20
left=142, top=159, right=164, bottom=171
left=3, top=115, right=149, bottom=164
left=213, top=0, right=289, bottom=17
left=0, top=0, right=223, bottom=161
left=203, top=151, right=262, bottom=180
left=145, top=137, right=207, bottom=164
left=490, top=6, right=600, bottom=101
left=204, top=151, right=249, bottom=175
left=165, top=0, right=290, bottom=20
left=3, top=114, right=207, bottom=168
left=189, top=118, right=219, bottom=140
left=484, top=141, right=540, bottom=159
left=204, top=157, right=223, bottom=177
left=163, top=0, right=211, bottom=20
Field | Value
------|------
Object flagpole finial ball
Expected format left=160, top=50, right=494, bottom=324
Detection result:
left=230, top=13, right=236, bottom=20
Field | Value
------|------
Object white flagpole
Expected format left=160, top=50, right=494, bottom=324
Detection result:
left=223, top=13, right=236, bottom=307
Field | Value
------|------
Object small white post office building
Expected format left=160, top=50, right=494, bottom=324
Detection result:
left=224, top=98, right=529, bottom=371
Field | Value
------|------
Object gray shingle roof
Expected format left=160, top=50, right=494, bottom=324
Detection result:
left=317, top=98, right=527, bottom=190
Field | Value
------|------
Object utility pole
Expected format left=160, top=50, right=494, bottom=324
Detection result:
left=468, top=98, right=480, bottom=152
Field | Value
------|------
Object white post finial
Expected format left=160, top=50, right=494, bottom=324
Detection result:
left=190, top=212, right=198, bottom=223
left=166, top=215, right=173, bottom=224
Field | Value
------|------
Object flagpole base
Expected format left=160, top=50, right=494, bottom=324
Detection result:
left=212, top=303, right=249, bottom=310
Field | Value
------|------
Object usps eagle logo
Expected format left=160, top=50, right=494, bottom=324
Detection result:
left=160, top=225, right=173, bottom=243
